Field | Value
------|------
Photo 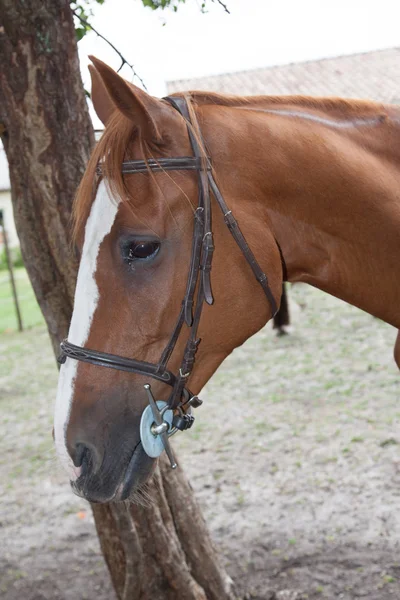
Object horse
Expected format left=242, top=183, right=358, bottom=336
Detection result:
left=54, top=56, right=400, bottom=503
left=273, top=283, right=290, bottom=334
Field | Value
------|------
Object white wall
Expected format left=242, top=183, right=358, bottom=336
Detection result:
left=0, top=190, right=19, bottom=249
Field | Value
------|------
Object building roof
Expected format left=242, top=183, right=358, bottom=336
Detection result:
left=167, top=47, right=400, bottom=103
left=1, top=49, right=399, bottom=194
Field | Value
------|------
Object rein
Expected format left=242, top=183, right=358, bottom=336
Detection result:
left=59, top=95, right=278, bottom=468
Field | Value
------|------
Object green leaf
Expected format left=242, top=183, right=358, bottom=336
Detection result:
left=75, top=26, right=87, bottom=41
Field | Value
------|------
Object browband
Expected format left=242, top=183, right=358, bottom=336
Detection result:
left=96, top=156, right=211, bottom=176
left=59, top=94, right=279, bottom=469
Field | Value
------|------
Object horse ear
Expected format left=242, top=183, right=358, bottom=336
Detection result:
left=89, top=64, right=115, bottom=126
left=89, top=56, right=162, bottom=141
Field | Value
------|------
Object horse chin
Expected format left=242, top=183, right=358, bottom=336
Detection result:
left=71, top=443, right=156, bottom=504
left=117, top=442, right=156, bottom=502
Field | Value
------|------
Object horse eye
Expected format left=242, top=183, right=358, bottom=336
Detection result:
left=124, top=240, right=160, bottom=262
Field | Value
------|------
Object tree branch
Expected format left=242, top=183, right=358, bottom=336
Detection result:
left=72, top=10, right=148, bottom=90
left=214, top=0, right=230, bottom=14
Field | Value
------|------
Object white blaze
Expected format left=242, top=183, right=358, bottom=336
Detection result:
left=54, top=181, right=120, bottom=478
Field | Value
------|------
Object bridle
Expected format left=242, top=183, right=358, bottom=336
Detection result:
left=59, top=96, right=278, bottom=468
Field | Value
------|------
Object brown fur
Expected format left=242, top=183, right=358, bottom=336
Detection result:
left=63, top=59, right=400, bottom=503
left=73, top=93, right=211, bottom=243
left=177, top=89, right=389, bottom=116
left=74, top=90, right=393, bottom=243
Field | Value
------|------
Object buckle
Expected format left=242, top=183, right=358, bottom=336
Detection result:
left=172, top=413, right=195, bottom=431
left=179, top=368, right=191, bottom=379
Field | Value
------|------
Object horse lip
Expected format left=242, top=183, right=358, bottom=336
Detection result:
left=118, top=441, right=150, bottom=501
left=71, top=468, right=133, bottom=504
left=70, top=440, right=154, bottom=503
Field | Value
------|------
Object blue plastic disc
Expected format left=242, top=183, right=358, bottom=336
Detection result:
left=140, top=401, right=174, bottom=458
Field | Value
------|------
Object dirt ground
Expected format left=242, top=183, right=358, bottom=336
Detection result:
left=1, top=284, right=399, bottom=600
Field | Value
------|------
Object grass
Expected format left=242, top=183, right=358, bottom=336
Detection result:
left=0, top=282, right=399, bottom=598
left=0, top=267, right=44, bottom=332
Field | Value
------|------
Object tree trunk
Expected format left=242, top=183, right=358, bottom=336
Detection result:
left=0, top=1, right=235, bottom=598
left=0, top=0, right=90, bottom=355
left=93, top=456, right=233, bottom=600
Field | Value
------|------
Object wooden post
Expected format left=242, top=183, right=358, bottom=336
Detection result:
left=0, top=209, right=23, bottom=331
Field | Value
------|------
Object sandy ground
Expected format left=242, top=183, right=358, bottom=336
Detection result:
left=1, top=284, right=399, bottom=599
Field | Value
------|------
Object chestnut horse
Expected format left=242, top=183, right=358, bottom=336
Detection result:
left=55, top=57, right=400, bottom=503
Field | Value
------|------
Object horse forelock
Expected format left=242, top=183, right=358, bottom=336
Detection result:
left=73, top=111, right=141, bottom=243
left=73, top=95, right=211, bottom=243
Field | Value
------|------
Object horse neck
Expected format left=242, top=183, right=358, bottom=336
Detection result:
left=204, top=98, right=400, bottom=328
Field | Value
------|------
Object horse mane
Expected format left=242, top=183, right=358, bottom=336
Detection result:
left=174, top=90, right=389, bottom=118
left=73, top=90, right=390, bottom=241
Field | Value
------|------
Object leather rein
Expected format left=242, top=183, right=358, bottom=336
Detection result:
left=59, top=96, right=278, bottom=467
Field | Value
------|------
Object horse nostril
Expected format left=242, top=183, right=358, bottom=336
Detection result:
left=67, top=434, right=102, bottom=476
left=73, top=443, right=87, bottom=468
left=72, top=442, right=100, bottom=476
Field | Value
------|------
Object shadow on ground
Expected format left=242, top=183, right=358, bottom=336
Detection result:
left=1, top=285, right=399, bottom=599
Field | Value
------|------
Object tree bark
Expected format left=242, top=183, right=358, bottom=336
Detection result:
left=0, top=0, right=90, bottom=355
left=94, top=456, right=234, bottom=600
left=0, top=1, right=234, bottom=598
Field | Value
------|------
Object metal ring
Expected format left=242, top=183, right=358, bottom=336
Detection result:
left=160, top=404, right=182, bottom=438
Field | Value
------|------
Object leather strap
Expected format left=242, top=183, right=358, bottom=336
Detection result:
left=162, top=96, right=212, bottom=408
left=207, top=174, right=278, bottom=316
left=59, top=94, right=278, bottom=414
left=165, top=95, right=278, bottom=317
left=59, top=339, right=176, bottom=385
left=97, top=157, right=210, bottom=176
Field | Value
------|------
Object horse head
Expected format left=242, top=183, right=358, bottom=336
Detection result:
left=54, top=57, right=283, bottom=503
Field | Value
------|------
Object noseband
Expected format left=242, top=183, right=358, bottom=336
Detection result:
left=59, top=96, right=278, bottom=468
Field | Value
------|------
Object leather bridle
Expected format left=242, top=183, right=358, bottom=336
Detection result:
left=59, top=96, right=278, bottom=468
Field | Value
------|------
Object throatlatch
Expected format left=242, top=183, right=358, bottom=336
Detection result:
left=59, top=95, right=278, bottom=469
